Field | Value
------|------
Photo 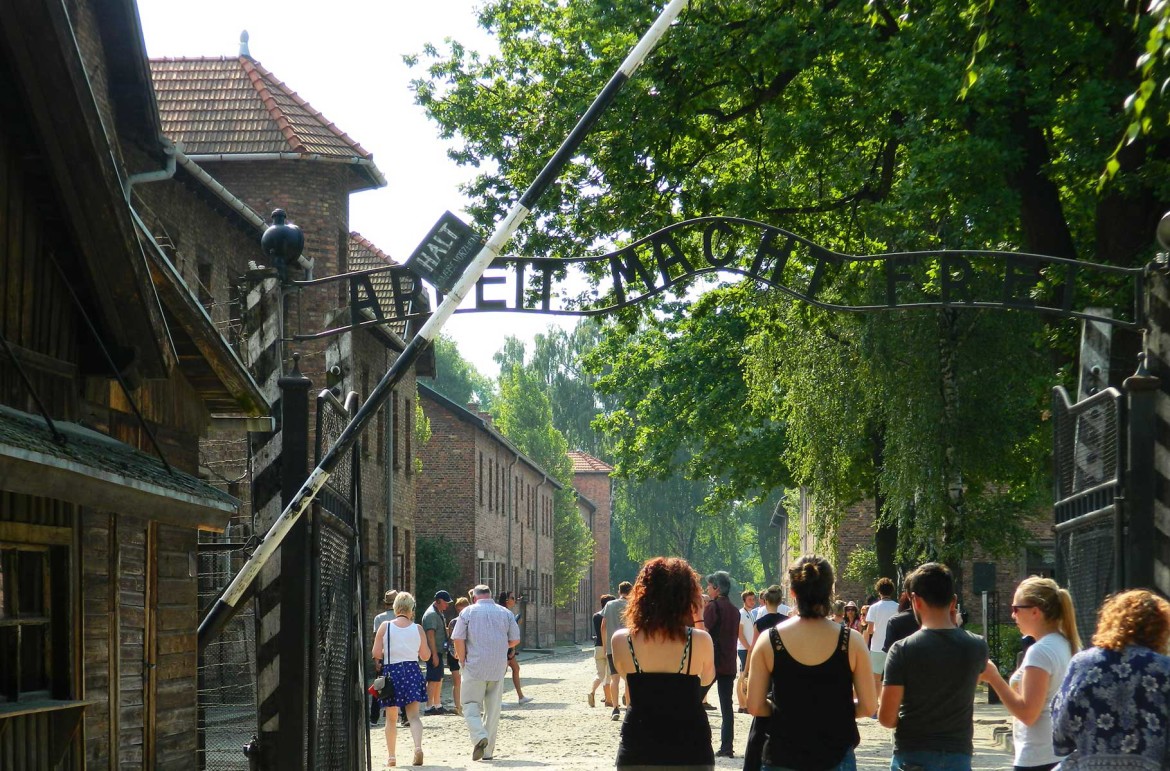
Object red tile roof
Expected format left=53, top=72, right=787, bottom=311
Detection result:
left=568, top=450, right=613, bottom=474
left=149, top=56, right=384, bottom=188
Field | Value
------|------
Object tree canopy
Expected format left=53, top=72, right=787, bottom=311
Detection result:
left=411, top=0, right=1166, bottom=577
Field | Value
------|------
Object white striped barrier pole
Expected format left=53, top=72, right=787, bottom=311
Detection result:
left=199, top=0, right=691, bottom=649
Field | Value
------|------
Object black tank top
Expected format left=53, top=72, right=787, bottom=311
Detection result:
left=762, top=623, right=859, bottom=770
left=615, top=628, right=715, bottom=768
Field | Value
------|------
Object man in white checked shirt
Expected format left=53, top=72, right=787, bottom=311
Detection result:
left=452, top=584, right=521, bottom=761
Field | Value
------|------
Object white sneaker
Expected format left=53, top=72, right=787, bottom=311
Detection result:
left=518, top=696, right=533, bottom=705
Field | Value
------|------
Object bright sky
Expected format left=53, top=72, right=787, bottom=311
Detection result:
left=136, top=0, right=576, bottom=377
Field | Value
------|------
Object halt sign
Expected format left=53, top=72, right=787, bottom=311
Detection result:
left=406, top=211, right=484, bottom=294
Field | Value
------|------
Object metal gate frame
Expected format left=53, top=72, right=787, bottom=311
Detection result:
left=310, top=389, right=368, bottom=771
left=1053, top=357, right=1160, bottom=636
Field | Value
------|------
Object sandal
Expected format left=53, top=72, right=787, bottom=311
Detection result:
left=412, top=748, right=424, bottom=766
left=385, top=757, right=396, bottom=768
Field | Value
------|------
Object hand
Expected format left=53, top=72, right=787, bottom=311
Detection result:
left=431, top=653, right=439, bottom=665
left=979, top=660, right=998, bottom=682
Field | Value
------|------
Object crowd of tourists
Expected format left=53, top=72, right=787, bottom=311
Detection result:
left=368, top=557, right=1170, bottom=770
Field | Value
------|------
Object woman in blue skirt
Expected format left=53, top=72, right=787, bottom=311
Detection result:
left=372, top=591, right=430, bottom=767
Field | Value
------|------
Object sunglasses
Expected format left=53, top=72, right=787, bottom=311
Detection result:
left=1010, top=604, right=1036, bottom=612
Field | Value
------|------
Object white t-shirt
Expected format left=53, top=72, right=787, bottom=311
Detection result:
left=382, top=620, right=422, bottom=664
left=738, top=607, right=756, bottom=650
left=776, top=603, right=791, bottom=616
left=1010, top=632, right=1072, bottom=766
left=865, top=599, right=899, bottom=652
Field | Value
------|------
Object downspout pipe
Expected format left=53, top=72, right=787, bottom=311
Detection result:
left=506, top=453, right=520, bottom=596
left=126, top=136, right=177, bottom=189
left=535, top=473, right=548, bottom=648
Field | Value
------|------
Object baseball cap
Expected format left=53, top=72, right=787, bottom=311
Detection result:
left=434, top=590, right=453, bottom=602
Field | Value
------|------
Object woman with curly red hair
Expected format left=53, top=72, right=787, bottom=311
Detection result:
left=610, top=556, right=716, bottom=770
left=1050, top=589, right=1170, bottom=770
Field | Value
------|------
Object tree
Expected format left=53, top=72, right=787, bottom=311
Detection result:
left=411, top=0, right=1160, bottom=572
left=422, top=333, right=495, bottom=410
left=415, top=535, right=461, bottom=610
left=492, top=354, right=594, bottom=605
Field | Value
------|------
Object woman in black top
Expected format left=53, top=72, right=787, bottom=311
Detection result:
left=611, top=556, right=716, bottom=770
left=747, top=556, right=876, bottom=771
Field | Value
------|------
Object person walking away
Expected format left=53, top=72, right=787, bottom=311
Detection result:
left=421, top=590, right=453, bottom=715
left=878, top=562, right=988, bottom=771
left=601, top=581, right=633, bottom=720
left=882, top=579, right=921, bottom=656
left=371, top=589, right=397, bottom=726
left=497, top=590, right=533, bottom=704
left=737, top=589, right=758, bottom=713
left=981, top=576, right=1081, bottom=771
left=371, top=592, right=429, bottom=767
left=742, top=584, right=792, bottom=771
left=747, top=556, right=875, bottom=771
left=447, top=596, right=469, bottom=716
left=611, top=556, right=716, bottom=770
left=865, top=577, right=899, bottom=703
left=590, top=594, right=617, bottom=707
left=739, top=584, right=795, bottom=771
left=452, top=584, right=521, bottom=761
left=1050, top=589, right=1170, bottom=771
left=703, top=570, right=740, bottom=758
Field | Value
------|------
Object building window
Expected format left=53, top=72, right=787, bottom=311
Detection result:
left=196, top=252, right=214, bottom=310
left=392, top=392, right=401, bottom=470
left=478, top=453, right=484, bottom=507
left=404, top=398, right=413, bottom=476
left=338, top=230, right=349, bottom=306
left=361, top=367, right=371, bottom=456
left=488, top=459, right=494, bottom=511
left=0, top=542, right=68, bottom=702
left=404, top=530, right=413, bottom=592
left=376, top=409, right=385, bottom=464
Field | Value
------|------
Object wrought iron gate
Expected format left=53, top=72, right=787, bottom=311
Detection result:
left=1051, top=385, right=1125, bottom=637
left=311, top=390, right=367, bottom=770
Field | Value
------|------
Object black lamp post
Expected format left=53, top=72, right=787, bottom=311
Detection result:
left=261, top=208, right=304, bottom=282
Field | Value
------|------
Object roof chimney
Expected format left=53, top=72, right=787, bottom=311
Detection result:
left=239, top=30, right=251, bottom=58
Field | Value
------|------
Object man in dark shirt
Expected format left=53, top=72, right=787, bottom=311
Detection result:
left=704, top=571, right=741, bottom=758
left=589, top=594, right=615, bottom=708
left=879, top=562, right=988, bottom=771
left=882, top=579, right=921, bottom=654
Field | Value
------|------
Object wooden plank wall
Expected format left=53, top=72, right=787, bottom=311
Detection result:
left=0, top=117, right=79, bottom=420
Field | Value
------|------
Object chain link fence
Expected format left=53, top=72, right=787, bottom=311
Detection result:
left=310, top=390, right=364, bottom=771
left=197, top=538, right=258, bottom=770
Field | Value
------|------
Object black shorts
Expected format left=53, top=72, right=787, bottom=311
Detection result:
left=425, top=658, right=445, bottom=682
left=607, top=653, right=618, bottom=677
left=447, top=653, right=460, bottom=671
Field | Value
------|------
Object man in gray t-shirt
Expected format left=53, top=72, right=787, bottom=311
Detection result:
left=879, top=563, right=988, bottom=770
left=599, top=581, right=632, bottom=721
left=422, top=590, right=452, bottom=714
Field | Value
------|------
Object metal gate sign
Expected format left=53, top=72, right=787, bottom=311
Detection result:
left=405, top=211, right=484, bottom=294
left=301, top=217, right=1146, bottom=341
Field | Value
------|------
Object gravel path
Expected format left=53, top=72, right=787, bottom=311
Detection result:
left=367, top=647, right=1013, bottom=770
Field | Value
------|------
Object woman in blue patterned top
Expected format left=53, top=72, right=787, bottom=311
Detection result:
left=1050, top=589, right=1170, bottom=771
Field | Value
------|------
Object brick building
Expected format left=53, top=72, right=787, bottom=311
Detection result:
left=557, top=451, right=614, bottom=643
left=0, top=1, right=269, bottom=765
left=416, top=384, right=558, bottom=647
left=786, top=488, right=1056, bottom=627
left=142, top=46, right=429, bottom=763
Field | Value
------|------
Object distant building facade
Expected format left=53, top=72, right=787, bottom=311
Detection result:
left=416, top=384, right=558, bottom=647
left=556, top=451, right=614, bottom=643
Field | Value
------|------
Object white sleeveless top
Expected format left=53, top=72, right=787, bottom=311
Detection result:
left=383, top=620, right=422, bottom=664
